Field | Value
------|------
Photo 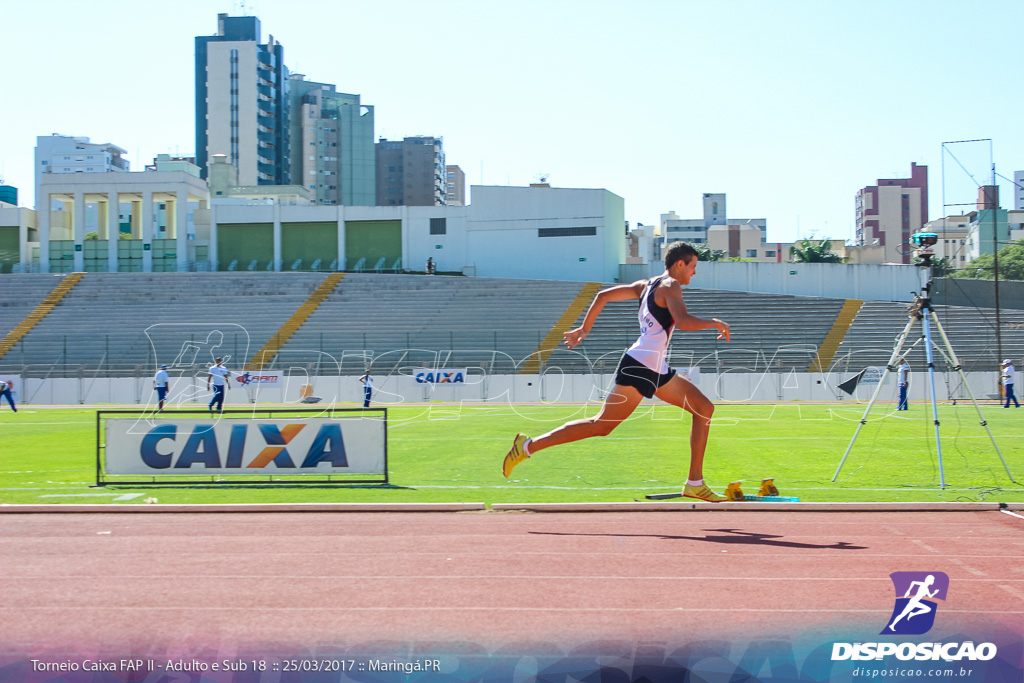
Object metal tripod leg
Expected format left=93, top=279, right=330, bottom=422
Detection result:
left=929, top=310, right=1016, bottom=483
left=833, top=316, right=917, bottom=482
left=921, top=311, right=945, bottom=488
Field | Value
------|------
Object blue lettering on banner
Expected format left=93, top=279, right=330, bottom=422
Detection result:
left=225, top=424, right=247, bottom=468
left=415, top=371, right=465, bottom=384
left=140, top=425, right=177, bottom=469
left=134, top=422, right=359, bottom=470
left=175, top=427, right=219, bottom=468
left=300, top=424, right=348, bottom=467
left=256, top=424, right=297, bottom=468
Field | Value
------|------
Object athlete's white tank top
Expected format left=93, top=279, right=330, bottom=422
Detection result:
left=626, top=275, right=675, bottom=373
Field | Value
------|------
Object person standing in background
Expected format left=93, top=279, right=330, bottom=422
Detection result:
left=154, top=364, right=170, bottom=411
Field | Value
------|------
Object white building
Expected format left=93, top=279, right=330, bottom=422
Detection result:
left=1014, top=171, right=1023, bottom=211
left=36, top=170, right=210, bottom=273
left=34, top=134, right=130, bottom=209
left=922, top=215, right=971, bottom=269
left=661, top=193, right=767, bottom=252
left=204, top=184, right=625, bottom=282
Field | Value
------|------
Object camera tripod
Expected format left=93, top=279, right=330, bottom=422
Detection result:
left=833, top=252, right=1015, bottom=489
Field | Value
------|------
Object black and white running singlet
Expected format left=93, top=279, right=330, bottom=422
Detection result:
left=625, top=275, right=675, bottom=374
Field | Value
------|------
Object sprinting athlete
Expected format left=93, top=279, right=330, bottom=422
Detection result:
left=501, top=241, right=731, bottom=502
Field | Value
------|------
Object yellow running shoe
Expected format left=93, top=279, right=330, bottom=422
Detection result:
left=683, top=483, right=727, bottom=502
left=502, top=433, right=530, bottom=477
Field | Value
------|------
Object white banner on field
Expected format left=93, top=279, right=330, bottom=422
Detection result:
left=104, top=417, right=384, bottom=475
left=413, top=368, right=468, bottom=384
left=233, top=371, right=281, bottom=386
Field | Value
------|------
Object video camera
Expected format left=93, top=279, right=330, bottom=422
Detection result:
left=911, top=232, right=938, bottom=249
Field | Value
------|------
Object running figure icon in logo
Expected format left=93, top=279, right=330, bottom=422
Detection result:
left=882, top=571, right=950, bottom=635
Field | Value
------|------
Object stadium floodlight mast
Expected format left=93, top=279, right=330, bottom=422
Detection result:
left=833, top=232, right=1015, bottom=489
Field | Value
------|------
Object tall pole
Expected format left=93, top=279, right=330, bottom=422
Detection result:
left=990, top=164, right=1002, bottom=366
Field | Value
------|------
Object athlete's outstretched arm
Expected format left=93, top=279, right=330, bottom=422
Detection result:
left=659, top=280, right=730, bottom=341
left=563, top=280, right=645, bottom=349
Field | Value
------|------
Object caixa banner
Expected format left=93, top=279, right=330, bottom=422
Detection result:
left=101, top=413, right=386, bottom=483
left=414, top=368, right=468, bottom=384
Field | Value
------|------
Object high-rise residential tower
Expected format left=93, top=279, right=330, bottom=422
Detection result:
left=195, top=13, right=290, bottom=186
left=288, top=75, right=375, bottom=206
left=855, top=162, right=928, bottom=264
left=375, top=136, right=446, bottom=206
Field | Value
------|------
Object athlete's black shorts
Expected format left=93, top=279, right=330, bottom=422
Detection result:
left=613, top=352, right=676, bottom=399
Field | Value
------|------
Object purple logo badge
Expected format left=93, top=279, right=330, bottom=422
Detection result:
left=881, top=571, right=949, bottom=635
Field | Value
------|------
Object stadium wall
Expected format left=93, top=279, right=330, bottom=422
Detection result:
left=932, top=277, right=1024, bottom=310
left=17, top=371, right=1005, bottom=407
left=619, top=261, right=922, bottom=302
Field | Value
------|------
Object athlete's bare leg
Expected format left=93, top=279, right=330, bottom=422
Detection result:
left=526, top=384, right=644, bottom=454
left=652, top=374, right=715, bottom=480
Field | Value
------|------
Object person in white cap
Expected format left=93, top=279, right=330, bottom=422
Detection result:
left=1002, top=359, right=1019, bottom=408
left=154, top=364, right=170, bottom=411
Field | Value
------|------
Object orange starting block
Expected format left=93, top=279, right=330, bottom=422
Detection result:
left=645, top=478, right=799, bottom=502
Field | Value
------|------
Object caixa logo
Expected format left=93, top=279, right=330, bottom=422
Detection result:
left=140, top=423, right=348, bottom=469
left=415, top=370, right=465, bottom=384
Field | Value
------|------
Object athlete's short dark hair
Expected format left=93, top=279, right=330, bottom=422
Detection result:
left=664, top=241, right=699, bottom=270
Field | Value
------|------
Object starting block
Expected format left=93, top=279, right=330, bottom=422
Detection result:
left=645, top=478, right=800, bottom=502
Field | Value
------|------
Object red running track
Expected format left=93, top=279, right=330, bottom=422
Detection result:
left=2, top=510, right=1023, bottom=654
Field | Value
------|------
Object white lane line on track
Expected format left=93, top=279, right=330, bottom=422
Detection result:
left=947, top=558, right=987, bottom=576
left=37, top=493, right=143, bottom=499
left=2, top=607, right=1022, bottom=615
left=5, top=575, right=1023, bottom=582
left=1001, top=509, right=1024, bottom=521
left=998, top=585, right=1024, bottom=602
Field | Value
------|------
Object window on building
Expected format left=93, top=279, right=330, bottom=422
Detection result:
left=430, top=218, right=447, bottom=235
left=746, top=249, right=758, bottom=258
left=766, top=250, right=776, bottom=257
left=538, top=227, right=597, bottom=238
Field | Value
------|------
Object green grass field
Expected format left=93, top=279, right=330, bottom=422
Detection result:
left=1, top=402, right=1023, bottom=505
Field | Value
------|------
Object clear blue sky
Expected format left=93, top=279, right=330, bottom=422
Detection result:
left=2, top=0, right=1021, bottom=244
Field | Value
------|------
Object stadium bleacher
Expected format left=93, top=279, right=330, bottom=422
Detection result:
left=0, top=272, right=1021, bottom=378
left=835, top=300, right=1024, bottom=373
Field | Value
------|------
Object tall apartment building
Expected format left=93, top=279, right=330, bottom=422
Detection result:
left=445, top=165, right=466, bottom=205
left=1012, top=171, right=1022, bottom=210
left=34, top=134, right=130, bottom=209
left=855, top=162, right=928, bottom=264
left=375, top=136, right=446, bottom=206
left=288, top=75, right=375, bottom=206
left=195, top=13, right=290, bottom=186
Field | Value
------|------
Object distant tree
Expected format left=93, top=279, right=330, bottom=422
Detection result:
left=951, top=240, right=1024, bottom=282
left=790, top=238, right=846, bottom=263
left=695, top=245, right=726, bottom=261
left=915, top=255, right=956, bottom=277
left=84, top=232, right=99, bottom=241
